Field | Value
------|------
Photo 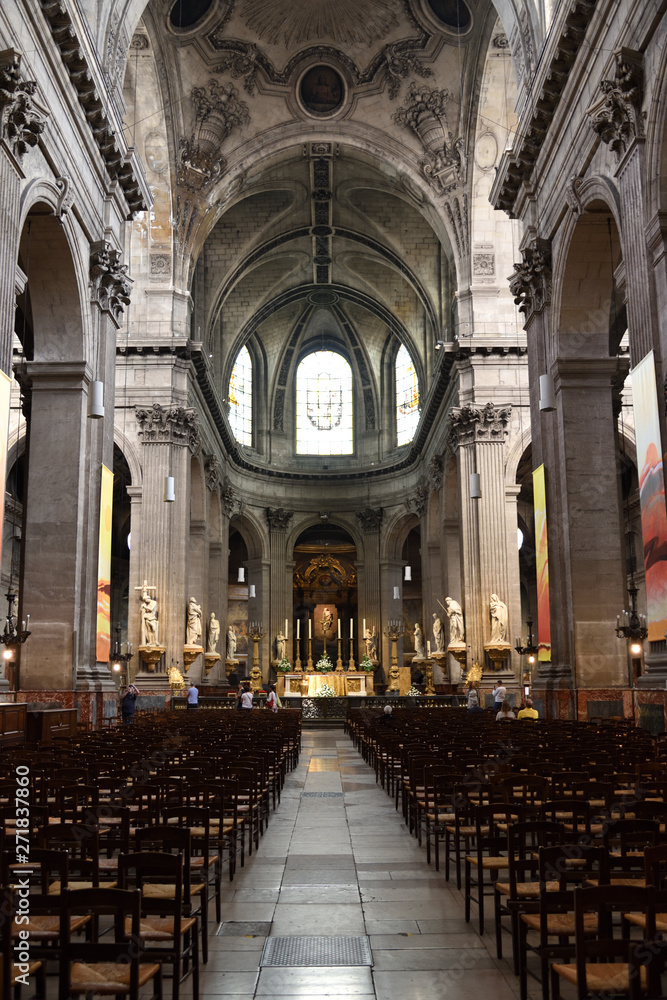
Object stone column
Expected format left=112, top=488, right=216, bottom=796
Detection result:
left=449, top=403, right=514, bottom=675
left=19, top=362, right=95, bottom=690
left=552, top=358, right=627, bottom=688
left=134, top=402, right=199, bottom=685
left=356, top=507, right=382, bottom=664
left=266, top=507, right=293, bottom=680
left=126, top=485, right=144, bottom=683
left=379, top=557, right=403, bottom=676
left=246, top=554, right=270, bottom=679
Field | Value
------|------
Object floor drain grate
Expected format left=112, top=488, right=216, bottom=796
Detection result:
left=300, top=791, right=344, bottom=797
left=261, top=936, right=372, bottom=967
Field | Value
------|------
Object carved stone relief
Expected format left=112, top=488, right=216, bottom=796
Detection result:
left=586, top=48, right=643, bottom=156
left=448, top=403, right=512, bottom=449
left=507, top=237, right=552, bottom=317
left=178, top=80, right=250, bottom=191
left=356, top=507, right=383, bottom=532
left=135, top=403, right=200, bottom=452
left=89, top=242, right=132, bottom=326
left=266, top=507, right=294, bottom=531
left=0, top=50, right=48, bottom=160
left=393, top=82, right=464, bottom=196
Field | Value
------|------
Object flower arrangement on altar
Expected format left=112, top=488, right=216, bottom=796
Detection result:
left=276, top=657, right=291, bottom=672
left=406, top=685, right=422, bottom=697
left=314, top=681, right=337, bottom=697
left=316, top=654, right=333, bottom=672
left=360, top=654, right=375, bottom=672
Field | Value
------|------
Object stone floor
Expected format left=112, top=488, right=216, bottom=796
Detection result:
left=184, top=728, right=532, bottom=1000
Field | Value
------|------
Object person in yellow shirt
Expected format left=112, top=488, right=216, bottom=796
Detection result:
left=517, top=697, right=539, bottom=720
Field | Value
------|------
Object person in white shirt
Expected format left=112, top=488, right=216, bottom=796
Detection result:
left=240, top=683, right=253, bottom=709
left=266, top=683, right=278, bottom=713
left=492, top=683, right=507, bottom=713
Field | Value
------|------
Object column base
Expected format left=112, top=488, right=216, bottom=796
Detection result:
left=75, top=665, right=118, bottom=692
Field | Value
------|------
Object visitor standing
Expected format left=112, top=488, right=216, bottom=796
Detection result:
left=121, top=684, right=139, bottom=724
left=186, top=683, right=199, bottom=710
left=241, top=682, right=253, bottom=710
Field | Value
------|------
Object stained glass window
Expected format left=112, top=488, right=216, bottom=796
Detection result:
left=296, top=351, right=353, bottom=455
left=228, top=345, right=252, bottom=446
left=396, top=343, right=419, bottom=446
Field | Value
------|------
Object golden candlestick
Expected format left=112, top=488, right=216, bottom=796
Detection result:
left=348, top=637, right=356, bottom=672
left=335, top=637, right=344, bottom=671
left=248, top=622, right=266, bottom=670
left=384, top=620, right=405, bottom=670
left=307, top=636, right=313, bottom=670
left=294, top=635, right=302, bottom=673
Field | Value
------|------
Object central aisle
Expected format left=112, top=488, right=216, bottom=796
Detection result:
left=198, top=728, right=521, bottom=999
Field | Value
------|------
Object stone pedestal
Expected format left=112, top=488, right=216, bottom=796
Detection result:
left=225, top=659, right=240, bottom=677
left=183, top=645, right=203, bottom=672
left=485, top=641, right=512, bottom=670
left=432, top=652, right=448, bottom=684
left=138, top=645, right=166, bottom=673
left=204, top=652, right=221, bottom=678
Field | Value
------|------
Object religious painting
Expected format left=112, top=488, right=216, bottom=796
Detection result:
left=314, top=604, right=338, bottom=641
left=300, top=66, right=344, bottom=115
left=532, top=464, right=551, bottom=661
left=631, top=352, right=667, bottom=641
left=96, top=465, right=114, bottom=662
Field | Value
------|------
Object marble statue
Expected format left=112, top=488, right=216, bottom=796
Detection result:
left=364, top=626, right=378, bottom=661
left=249, top=664, right=262, bottom=693
left=186, top=597, right=202, bottom=646
left=490, top=594, right=509, bottom=643
left=432, top=613, right=445, bottom=653
left=275, top=631, right=286, bottom=661
left=140, top=585, right=158, bottom=646
left=387, top=664, right=400, bottom=692
left=414, top=622, right=425, bottom=658
left=227, top=625, right=237, bottom=661
left=207, top=612, right=220, bottom=653
left=445, top=597, right=465, bottom=643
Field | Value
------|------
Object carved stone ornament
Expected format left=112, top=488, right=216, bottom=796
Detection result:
left=135, top=403, right=200, bottom=452
left=221, top=484, right=236, bottom=517
left=0, top=50, right=48, bottom=160
left=89, top=241, right=132, bottom=326
left=383, top=44, right=432, bottom=100
left=448, top=402, right=512, bottom=449
left=265, top=507, right=294, bottom=531
left=405, top=481, right=428, bottom=518
left=55, top=176, right=74, bottom=218
left=393, top=82, right=465, bottom=195
left=429, top=454, right=444, bottom=492
left=213, top=43, right=261, bottom=94
left=586, top=48, right=643, bottom=157
left=204, top=455, right=221, bottom=491
left=178, top=80, right=250, bottom=192
left=508, top=237, right=552, bottom=317
left=356, top=507, right=383, bottom=532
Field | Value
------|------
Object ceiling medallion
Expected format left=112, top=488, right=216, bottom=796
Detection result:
left=309, top=290, right=339, bottom=305
left=241, top=0, right=401, bottom=47
left=299, top=65, right=345, bottom=116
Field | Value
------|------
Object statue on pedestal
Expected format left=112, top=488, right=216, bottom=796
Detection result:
left=490, top=594, right=508, bottom=643
left=413, top=622, right=425, bottom=658
left=138, top=582, right=158, bottom=646
left=445, top=597, right=465, bottom=643
left=207, top=612, right=220, bottom=653
left=226, top=625, right=237, bottom=661
left=432, top=613, right=445, bottom=653
left=186, top=597, right=202, bottom=646
left=275, top=631, right=286, bottom=662
left=364, top=626, right=378, bottom=661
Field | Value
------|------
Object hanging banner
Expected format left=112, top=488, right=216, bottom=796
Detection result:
left=532, top=464, right=551, bottom=661
left=631, top=351, right=667, bottom=641
left=0, top=372, right=12, bottom=578
left=96, top=464, right=114, bottom=662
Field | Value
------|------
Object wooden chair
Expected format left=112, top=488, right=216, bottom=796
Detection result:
left=118, top=851, right=199, bottom=1000
left=551, top=885, right=663, bottom=1000
left=0, top=886, right=44, bottom=1000
left=58, top=887, right=163, bottom=1000
left=465, top=803, right=522, bottom=936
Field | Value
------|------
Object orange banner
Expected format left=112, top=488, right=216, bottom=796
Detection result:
left=96, top=464, right=113, bottom=662
left=532, top=464, right=551, bottom=661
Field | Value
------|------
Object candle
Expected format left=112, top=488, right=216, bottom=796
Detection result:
left=308, top=619, right=312, bottom=639
left=350, top=618, right=353, bottom=639
left=296, top=618, right=300, bottom=639
left=21, top=621, right=25, bottom=632
left=427, top=640, right=431, bottom=656
left=285, top=618, right=288, bottom=639
left=363, top=618, right=366, bottom=636
left=338, top=619, right=341, bottom=639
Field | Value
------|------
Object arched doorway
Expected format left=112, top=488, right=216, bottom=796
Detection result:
left=292, top=524, right=357, bottom=667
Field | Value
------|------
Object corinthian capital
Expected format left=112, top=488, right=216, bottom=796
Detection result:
left=0, top=49, right=48, bottom=160
left=356, top=507, right=383, bottom=532
left=508, top=237, right=552, bottom=317
left=586, top=48, right=643, bottom=157
left=448, top=403, right=512, bottom=449
left=135, top=403, right=200, bottom=452
left=90, top=241, right=132, bottom=326
left=265, top=507, right=293, bottom=532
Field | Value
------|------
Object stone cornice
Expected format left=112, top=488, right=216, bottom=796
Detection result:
left=490, top=0, right=598, bottom=217
left=38, top=0, right=149, bottom=216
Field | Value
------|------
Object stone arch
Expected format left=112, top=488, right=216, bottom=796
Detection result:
left=113, top=426, right=143, bottom=488
left=381, top=509, right=420, bottom=562
left=505, top=425, right=532, bottom=486
left=229, top=509, right=266, bottom=561
left=286, top=515, right=363, bottom=558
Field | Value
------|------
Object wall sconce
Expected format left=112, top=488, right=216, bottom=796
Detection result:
left=88, top=380, right=104, bottom=418
left=237, top=567, right=245, bottom=583
left=539, top=373, right=556, bottom=412
left=164, top=476, right=176, bottom=502
left=470, top=472, right=481, bottom=499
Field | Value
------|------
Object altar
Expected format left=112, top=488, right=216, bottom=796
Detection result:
left=281, top=672, right=373, bottom=696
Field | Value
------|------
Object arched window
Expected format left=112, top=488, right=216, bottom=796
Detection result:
left=296, top=350, right=353, bottom=455
left=396, top=343, right=419, bottom=446
left=228, top=345, right=252, bottom=446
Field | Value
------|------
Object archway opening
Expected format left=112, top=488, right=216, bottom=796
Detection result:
left=292, top=523, right=357, bottom=664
